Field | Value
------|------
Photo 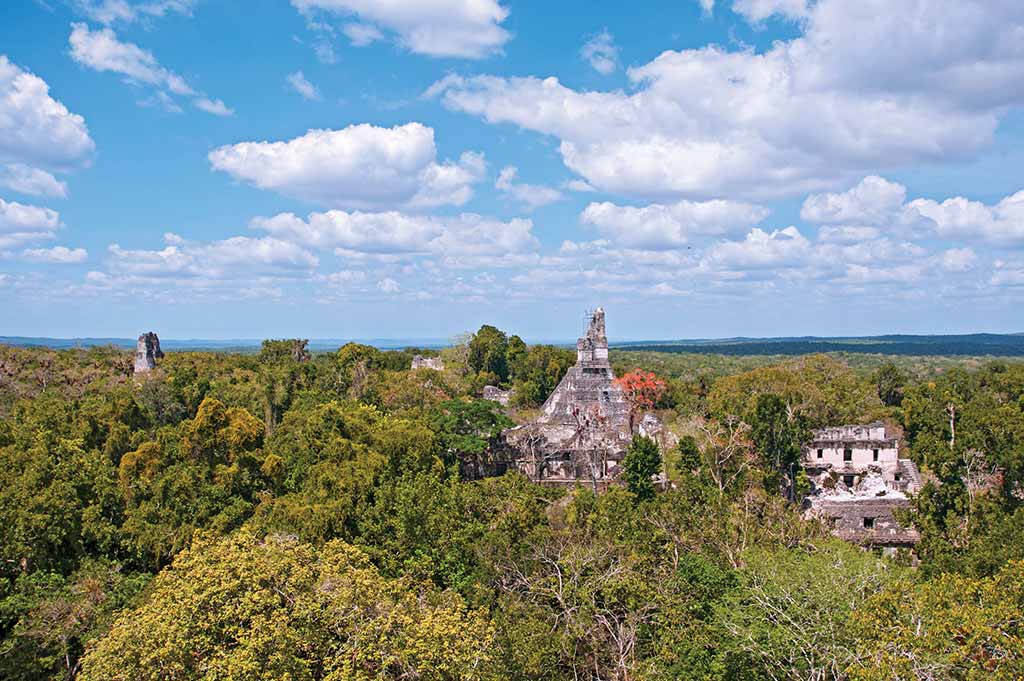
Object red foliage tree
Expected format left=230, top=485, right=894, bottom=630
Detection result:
left=614, top=369, right=667, bottom=431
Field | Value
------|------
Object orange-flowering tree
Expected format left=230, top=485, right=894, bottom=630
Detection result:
left=614, top=369, right=667, bottom=432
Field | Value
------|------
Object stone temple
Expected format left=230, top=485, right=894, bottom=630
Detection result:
left=497, top=308, right=663, bottom=486
left=802, top=422, right=923, bottom=551
left=133, top=332, right=164, bottom=374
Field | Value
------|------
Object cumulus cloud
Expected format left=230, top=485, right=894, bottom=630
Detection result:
left=22, top=245, right=88, bottom=263
left=105, top=233, right=318, bottom=278
left=251, top=209, right=538, bottom=260
left=0, top=198, right=61, bottom=248
left=428, top=1, right=1024, bottom=200
left=803, top=175, right=1024, bottom=243
left=292, top=0, right=511, bottom=58
left=580, top=29, right=618, bottom=75
left=0, top=164, right=68, bottom=199
left=495, top=166, right=563, bottom=211
left=69, top=24, right=232, bottom=116
left=0, top=56, right=95, bottom=172
left=286, top=71, right=321, bottom=101
left=704, top=226, right=811, bottom=269
left=209, top=122, right=486, bottom=209
left=910, top=191, right=1024, bottom=243
left=581, top=198, right=768, bottom=249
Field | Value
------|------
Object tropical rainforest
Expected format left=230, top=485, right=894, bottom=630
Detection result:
left=1, top=331, right=1023, bottom=680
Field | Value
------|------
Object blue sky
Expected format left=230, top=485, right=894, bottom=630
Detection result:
left=1, top=0, right=1023, bottom=341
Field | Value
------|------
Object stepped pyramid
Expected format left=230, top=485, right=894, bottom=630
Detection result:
left=499, top=307, right=636, bottom=484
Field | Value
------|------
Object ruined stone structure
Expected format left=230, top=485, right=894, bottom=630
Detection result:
left=133, top=332, right=164, bottom=374
left=802, top=422, right=922, bottom=550
left=482, top=385, right=512, bottom=406
left=411, top=355, right=445, bottom=371
left=496, top=308, right=657, bottom=486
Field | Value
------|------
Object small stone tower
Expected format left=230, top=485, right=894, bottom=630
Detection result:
left=134, top=332, right=164, bottom=374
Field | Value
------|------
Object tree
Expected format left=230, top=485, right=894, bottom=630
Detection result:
left=258, top=339, right=311, bottom=434
left=467, top=325, right=509, bottom=383
left=749, top=393, right=808, bottom=500
left=622, top=435, right=662, bottom=500
left=872, top=361, right=906, bottom=407
left=614, top=368, right=667, bottom=432
left=849, top=560, right=1024, bottom=679
left=77, top=531, right=497, bottom=680
left=717, top=541, right=903, bottom=681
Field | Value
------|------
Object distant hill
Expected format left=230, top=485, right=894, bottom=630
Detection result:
left=4, top=333, right=1024, bottom=357
left=612, top=333, right=1024, bottom=357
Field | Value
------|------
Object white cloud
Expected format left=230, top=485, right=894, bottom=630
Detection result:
left=580, top=29, right=618, bottom=75
left=0, top=56, right=95, bottom=172
left=252, top=209, right=539, bottom=261
left=74, top=0, right=195, bottom=25
left=801, top=176, right=907, bottom=225
left=341, top=22, right=384, bottom=46
left=69, top=23, right=194, bottom=95
left=377, top=277, right=400, bottom=293
left=804, top=176, right=1024, bottom=243
left=991, top=259, right=1024, bottom=287
left=910, top=191, right=1024, bottom=243
left=428, top=1, right=1024, bottom=200
left=732, top=0, right=811, bottom=23
left=495, top=166, right=563, bottom=211
left=286, top=71, right=321, bottom=101
left=194, top=97, right=234, bottom=116
left=816, top=226, right=881, bottom=243
left=704, top=226, right=811, bottom=269
left=22, top=246, right=88, bottom=263
left=69, top=24, right=232, bottom=116
left=292, top=0, right=511, bottom=58
left=940, top=247, right=977, bottom=272
left=581, top=198, right=768, bottom=249
left=0, top=198, right=61, bottom=248
left=209, top=122, right=486, bottom=209
left=564, top=179, right=595, bottom=193
left=0, top=164, right=68, bottom=199
left=106, top=233, right=318, bottom=278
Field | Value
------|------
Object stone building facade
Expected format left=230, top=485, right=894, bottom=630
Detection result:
left=496, top=308, right=662, bottom=487
left=133, top=332, right=164, bottom=374
left=411, top=355, right=445, bottom=371
left=802, top=422, right=922, bottom=550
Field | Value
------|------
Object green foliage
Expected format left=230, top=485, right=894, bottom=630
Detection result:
left=467, top=325, right=510, bottom=383
left=849, top=559, right=1024, bottom=679
left=428, top=398, right=513, bottom=467
left=77, top=530, right=497, bottom=680
left=717, top=540, right=904, bottom=680
left=509, top=344, right=574, bottom=407
left=621, top=435, right=662, bottom=500
left=2, top=339, right=1024, bottom=680
left=707, top=354, right=885, bottom=427
left=872, top=360, right=906, bottom=406
left=748, top=393, right=808, bottom=498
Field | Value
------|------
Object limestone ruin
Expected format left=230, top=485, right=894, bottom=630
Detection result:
left=133, top=332, right=164, bottom=374
left=802, top=422, right=922, bottom=550
left=482, top=385, right=512, bottom=406
left=496, top=308, right=665, bottom=486
left=411, top=355, right=445, bottom=371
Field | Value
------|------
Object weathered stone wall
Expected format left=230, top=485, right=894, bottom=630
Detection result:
left=411, top=355, right=445, bottom=371
left=133, top=332, right=164, bottom=374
